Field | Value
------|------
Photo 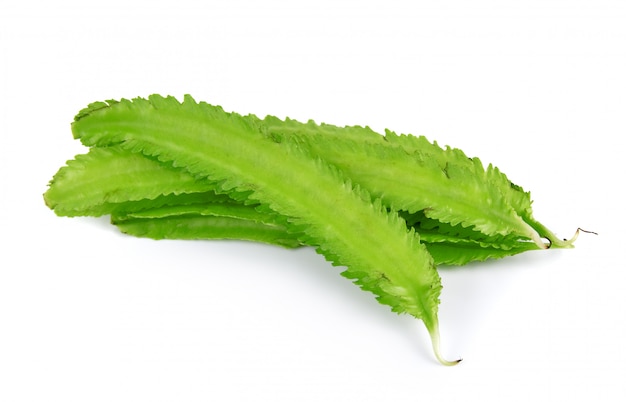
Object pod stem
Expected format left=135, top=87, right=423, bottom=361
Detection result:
left=428, top=322, right=462, bottom=366
left=526, top=218, right=597, bottom=249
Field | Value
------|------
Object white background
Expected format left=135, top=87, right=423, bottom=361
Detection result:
left=1, top=1, right=625, bottom=401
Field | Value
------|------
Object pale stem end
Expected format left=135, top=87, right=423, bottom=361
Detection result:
left=428, top=322, right=462, bottom=366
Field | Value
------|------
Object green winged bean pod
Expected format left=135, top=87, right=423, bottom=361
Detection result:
left=44, top=145, right=542, bottom=265
left=67, top=94, right=460, bottom=365
left=260, top=116, right=572, bottom=248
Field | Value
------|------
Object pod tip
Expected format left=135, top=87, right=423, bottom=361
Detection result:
left=428, top=322, right=462, bottom=366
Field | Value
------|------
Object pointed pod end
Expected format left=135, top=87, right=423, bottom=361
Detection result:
left=550, top=227, right=598, bottom=248
left=435, top=352, right=463, bottom=366
left=428, top=321, right=462, bottom=367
